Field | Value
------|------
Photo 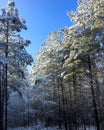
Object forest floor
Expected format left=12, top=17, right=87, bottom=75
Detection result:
left=8, top=126, right=58, bottom=130
left=8, top=125, right=95, bottom=130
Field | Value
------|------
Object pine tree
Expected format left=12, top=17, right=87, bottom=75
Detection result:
left=0, top=0, right=33, bottom=129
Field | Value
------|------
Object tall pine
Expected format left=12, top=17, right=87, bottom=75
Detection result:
left=0, top=0, right=33, bottom=129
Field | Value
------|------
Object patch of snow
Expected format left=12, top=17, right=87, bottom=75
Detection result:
left=8, top=125, right=58, bottom=130
left=8, top=125, right=96, bottom=130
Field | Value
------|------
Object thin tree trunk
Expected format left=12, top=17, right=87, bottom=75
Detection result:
left=57, top=79, right=62, bottom=129
left=0, top=67, right=4, bottom=130
left=0, top=65, right=6, bottom=130
left=72, top=75, right=78, bottom=130
left=4, top=22, right=9, bottom=130
left=68, top=80, right=73, bottom=130
left=59, top=78, right=68, bottom=130
left=88, top=55, right=100, bottom=130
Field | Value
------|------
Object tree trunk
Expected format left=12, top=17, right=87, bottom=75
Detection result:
left=0, top=67, right=4, bottom=130
left=59, top=78, right=68, bottom=130
left=3, top=21, right=9, bottom=130
left=57, top=79, right=62, bottom=129
left=88, top=55, right=100, bottom=130
left=72, top=75, right=78, bottom=130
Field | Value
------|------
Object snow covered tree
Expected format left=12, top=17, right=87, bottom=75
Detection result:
left=0, top=0, right=33, bottom=129
left=29, top=0, right=104, bottom=129
left=63, top=0, right=104, bottom=129
left=30, top=31, right=65, bottom=126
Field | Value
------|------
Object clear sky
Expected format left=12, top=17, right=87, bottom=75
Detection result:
left=0, top=0, right=78, bottom=59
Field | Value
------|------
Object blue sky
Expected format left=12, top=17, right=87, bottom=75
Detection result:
left=0, top=0, right=78, bottom=59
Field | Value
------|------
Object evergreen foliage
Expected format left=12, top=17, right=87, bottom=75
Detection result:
left=0, top=0, right=104, bottom=130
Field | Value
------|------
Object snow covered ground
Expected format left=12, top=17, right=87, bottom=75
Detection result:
left=8, top=126, right=95, bottom=130
left=8, top=122, right=59, bottom=130
left=8, top=126, right=58, bottom=130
